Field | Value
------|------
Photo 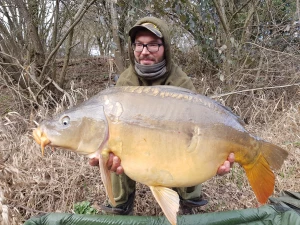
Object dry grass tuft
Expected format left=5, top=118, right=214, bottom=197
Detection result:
left=0, top=124, right=107, bottom=224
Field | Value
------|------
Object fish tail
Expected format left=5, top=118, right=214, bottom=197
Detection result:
left=243, top=141, right=288, bottom=204
left=259, top=141, right=288, bottom=170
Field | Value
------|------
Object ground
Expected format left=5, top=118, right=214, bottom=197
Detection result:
left=0, top=57, right=299, bottom=224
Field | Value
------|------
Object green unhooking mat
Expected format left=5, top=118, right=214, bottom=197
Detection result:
left=24, top=191, right=300, bottom=225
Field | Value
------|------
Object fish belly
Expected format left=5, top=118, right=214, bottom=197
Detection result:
left=107, top=122, right=232, bottom=188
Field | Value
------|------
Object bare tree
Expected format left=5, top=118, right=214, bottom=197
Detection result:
left=0, top=0, right=97, bottom=105
left=15, top=0, right=46, bottom=80
left=1, top=0, right=298, bottom=104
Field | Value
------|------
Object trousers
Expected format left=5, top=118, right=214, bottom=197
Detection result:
left=109, top=172, right=202, bottom=206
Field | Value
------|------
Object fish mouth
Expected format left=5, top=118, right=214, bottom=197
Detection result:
left=32, top=128, right=51, bottom=156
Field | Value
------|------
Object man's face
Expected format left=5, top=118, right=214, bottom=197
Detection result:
left=133, top=30, right=165, bottom=65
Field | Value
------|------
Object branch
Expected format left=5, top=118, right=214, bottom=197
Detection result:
left=211, top=83, right=300, bottom=98
left=244, top=42, right=300, bottom=60
left=240, top=0, right=260, bottom=44
left=229, top=0, right=253, bottom=23
left=39, top=0, right=96, bottom=82
left=35, top=79, right=53, bottom=99
left=45, top=78, right=74, bottom=108
left=212, top=0, right=230, bottom=35
left=294, top=1, right=300, bottom=57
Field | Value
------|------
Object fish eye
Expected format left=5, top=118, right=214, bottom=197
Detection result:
left=61, top=116, right=70, bottom=126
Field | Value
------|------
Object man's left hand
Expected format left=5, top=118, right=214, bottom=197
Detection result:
left=90, top=152, right=235, bottom=176
left=89, top=153, right=124, bottom=175
left=216, top=153, right=235, bottom=176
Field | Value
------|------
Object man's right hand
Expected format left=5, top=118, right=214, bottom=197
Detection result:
left=89, top=153, right=124, bottom=175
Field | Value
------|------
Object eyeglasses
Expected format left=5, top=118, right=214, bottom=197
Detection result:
left=132, top=43, right=164, bottom=53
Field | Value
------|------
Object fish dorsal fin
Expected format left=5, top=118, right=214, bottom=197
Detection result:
left=99, top=148, right=116, bottom=206
left=150, top=186, right=179, bottom=225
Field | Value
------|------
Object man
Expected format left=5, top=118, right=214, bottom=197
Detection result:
left=90, top=16, right=234, bottom=215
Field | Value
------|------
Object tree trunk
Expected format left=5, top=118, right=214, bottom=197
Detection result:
left=297, top=0, right=300, bottom=22
left=50, top=0, right=60, bottom=82
left=213, top=0, right=231, bottom=79
left=16, top=0, right=46, bottom=81
left=39, top=0, right=96, bottom=82
left=59, top=25, right=74, bottom=88
left=110, top=0, right=124, bottom=73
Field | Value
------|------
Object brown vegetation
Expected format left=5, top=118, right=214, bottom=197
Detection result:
left=0, top=1, right=299, bottom=224
left=0, top=49, right=299, bottom=224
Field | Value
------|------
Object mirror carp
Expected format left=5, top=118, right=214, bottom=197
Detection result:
left=33, top=85, right=288, bottom=225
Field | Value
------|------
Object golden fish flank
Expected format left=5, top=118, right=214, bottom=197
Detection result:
left=32, top=85, right=288, bottom=225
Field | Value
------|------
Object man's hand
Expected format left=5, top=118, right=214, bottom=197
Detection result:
left=216, top=153, right=235, bottom=176
left=90, top=152, right=235, bottom=176
left=89, top=153, right=124, bottom=175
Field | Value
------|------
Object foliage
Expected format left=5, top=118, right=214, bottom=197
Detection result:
left=73, top=201, right=97, bottom=215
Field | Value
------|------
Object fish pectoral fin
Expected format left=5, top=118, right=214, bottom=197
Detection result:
left=99, top=148, right=116, bottom=206
left=150, top=186, right=179, bottom=225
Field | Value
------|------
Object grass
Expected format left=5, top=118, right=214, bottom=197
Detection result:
left=0, top=54, right=299, bottom=224
left=1, top=90, right=299, bottom=224
left=74, top=201, right=97, bottom=215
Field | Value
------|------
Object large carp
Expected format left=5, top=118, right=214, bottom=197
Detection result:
left=33, top=86, right=288, bottom=225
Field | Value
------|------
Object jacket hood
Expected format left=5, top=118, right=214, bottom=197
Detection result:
left=127, top=17, right=172, bottom=73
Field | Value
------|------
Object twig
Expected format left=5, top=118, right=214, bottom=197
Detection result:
left=244, top=42, right=300, bottom=60
left=10, top=204, right=48, bottom=215
left=46, top=78, right=74, bottom=108
left=212, top=0, right=230, bottom=35
left=211, top=82, right=300, bottom=98
left=35, top=79, right=53, bottom=99
left=229, top=0, right=253, bottom=23
left=39, top=0, right=96, bottom=82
